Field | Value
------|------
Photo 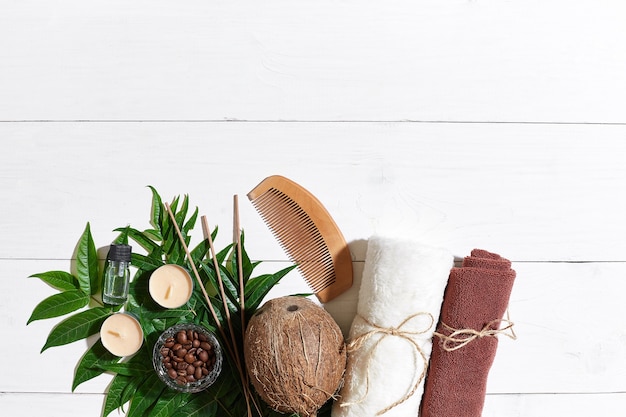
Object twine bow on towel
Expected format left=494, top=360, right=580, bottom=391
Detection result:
left=341, top=312, right=435, bottom=416
left=433, top=313, right=517, bottom=352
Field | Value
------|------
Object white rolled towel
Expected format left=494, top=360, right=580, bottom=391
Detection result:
left=332, top=236, right=453, bottom=417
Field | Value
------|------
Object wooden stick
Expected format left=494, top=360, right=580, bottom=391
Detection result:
left=200, top=215, right=240, bottom=360
left=201, top=214, right=253, bottom=417
left=164, top=203, right=226, bottom=341
left=166, top=204, right=252, bottom=415
left=233, top=195, right=246, bottom=331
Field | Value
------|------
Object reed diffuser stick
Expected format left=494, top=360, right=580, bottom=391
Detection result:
left=201, top=214, right=255, bottom=417
left=200, top=215, right=241, bottom=363
left=166, top=204, right=253, bottom=416
left=164, top=203, right=225, bottom=339
left=233, top=195, right=246, bottom=332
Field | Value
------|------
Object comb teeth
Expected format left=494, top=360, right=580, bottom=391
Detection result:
left=252, top=188, right=336, bottom=292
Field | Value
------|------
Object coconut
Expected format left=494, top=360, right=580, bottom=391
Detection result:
left=244, top=296, right=347, bottom=417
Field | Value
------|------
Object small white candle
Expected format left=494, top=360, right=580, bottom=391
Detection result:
left=100, top=313, right=143, bottom=357
left=149, top=264, right=194, bottom=308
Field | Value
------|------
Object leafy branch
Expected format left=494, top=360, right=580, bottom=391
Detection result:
left=27, top=187, right=303, bottom=417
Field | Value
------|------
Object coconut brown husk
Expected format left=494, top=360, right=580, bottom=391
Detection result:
left=244, top=296, right=347, bottom=417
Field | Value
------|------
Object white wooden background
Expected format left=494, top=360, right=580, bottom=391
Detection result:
left=2, top=0, right=626, bottom=415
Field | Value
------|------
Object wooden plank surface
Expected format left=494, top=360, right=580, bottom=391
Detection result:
left=1, top=0, right=626, bottom=122
left=2, top=0, right=626, bottom=415
left=2, top=391, right=626, bottom=417
left=2, top=124, right=626, bottom=262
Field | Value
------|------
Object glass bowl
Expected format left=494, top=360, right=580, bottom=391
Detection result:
left=152, top=323, right=223, bottom=393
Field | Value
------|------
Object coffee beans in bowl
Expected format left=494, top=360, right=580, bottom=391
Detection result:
left=153, top=324, right=223, bottom=393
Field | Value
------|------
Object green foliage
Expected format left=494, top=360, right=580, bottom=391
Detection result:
left=26, top=186, right=308, bottom=417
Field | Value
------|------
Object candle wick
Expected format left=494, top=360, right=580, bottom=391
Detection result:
left=107, top=330, right=122, bottom=338
left=165, top=284, right=172, bottom=300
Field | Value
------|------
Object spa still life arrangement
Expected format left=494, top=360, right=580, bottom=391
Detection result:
left=26, top=177, right=517, bottom=417
left=27, top=186, right=344, bottom=417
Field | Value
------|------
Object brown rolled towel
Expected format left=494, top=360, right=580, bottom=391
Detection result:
left=420, top=249, right=516, bottom=417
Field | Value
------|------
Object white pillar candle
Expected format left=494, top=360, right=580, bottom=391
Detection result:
left=100, top=313, right=144, bottom=357
left=149, top=264, right=194, bottom=308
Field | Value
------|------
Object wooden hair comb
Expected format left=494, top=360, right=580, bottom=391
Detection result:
left=247, top=175, right=353, bottom=303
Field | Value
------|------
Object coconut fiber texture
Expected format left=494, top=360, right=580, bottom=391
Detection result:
left=420, top=249, right=516, bottom=417
left=245, top=296, right=346, bottom=417
left=332, top=236, right=453, bottom=417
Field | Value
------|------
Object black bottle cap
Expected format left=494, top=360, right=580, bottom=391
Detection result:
left=108, top=244, right=132, bottom=262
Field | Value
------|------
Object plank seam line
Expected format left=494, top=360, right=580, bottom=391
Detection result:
left=1, top=120, right=626, bottom=126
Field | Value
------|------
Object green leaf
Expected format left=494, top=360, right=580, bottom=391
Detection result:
left=171, top=393, right=217, bottom=417
left=120, top=375, right=145, bottom=412
left=189, top=238, right=210, bottom=267
left=127, top=373, right=165, bottom=417
left=177, top=195, right=190, bottom=227
left=112, top=226, right=130, bottom=245
left=143, top=228, right=163, bottom=242
left=73, top=339, right=120, bottom=391
left=76, top=222, right=99, bottom=296
left=97, top=361, right=151, bottom=377
left=103, top=374, right=134, bottom=417
left=115, top=227, right=161, bottom=254
left=245, top=265, right=298, bottom=312
left=182, top=206, right=198, bottom=235
left=215, top=243, right=233, bottom=265
left=41, top=307, right=112, bottom=352
left=148, top=390, right=192, bottom=417
left=27, top=290, right=89, bottom=324
left=230, top=231, right=258, bottom=286
left=201, top=263, right=238, bottom=308
left=29, top=270, right=79, bottom=291
left=167, top=195, right=180, bottom=220
left=148, top=185, right=163, bottom=233
left=131, top=253, right=164, bottom=272
left=140, top=307, right=194, bottom=321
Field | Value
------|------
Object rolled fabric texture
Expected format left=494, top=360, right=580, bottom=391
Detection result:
left=332, top=236, right=453, bottom=417
left=420, top=249, right=516, bottom=417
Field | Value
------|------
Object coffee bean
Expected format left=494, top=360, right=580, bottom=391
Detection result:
left=159, top=327, right=218, bottom=386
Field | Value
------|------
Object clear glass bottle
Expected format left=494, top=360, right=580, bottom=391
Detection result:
left=102, top=244, right=132, bottom=305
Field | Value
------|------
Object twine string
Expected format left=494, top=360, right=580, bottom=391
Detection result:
left=340, top=312, right=435, bottom=416
left=433, top=312, right=517, bottom=352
